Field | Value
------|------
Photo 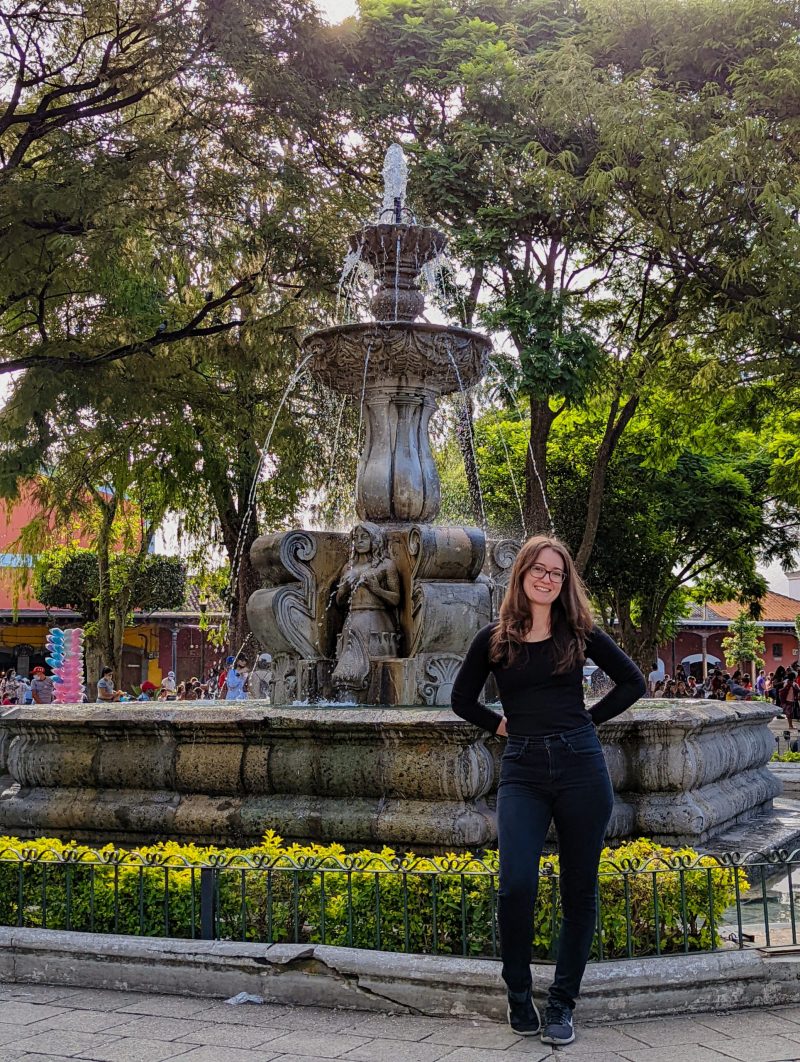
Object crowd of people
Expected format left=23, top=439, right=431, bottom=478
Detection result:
left=0, top=666, right=55, bottom=704
left=0, top=653, right=273, bottom=707
left=650, top=664, right=800, bottom=724
left=95, top=655, right=263, bottom=703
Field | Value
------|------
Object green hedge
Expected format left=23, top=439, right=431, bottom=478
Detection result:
left=0, top=833, right=748, bottom=959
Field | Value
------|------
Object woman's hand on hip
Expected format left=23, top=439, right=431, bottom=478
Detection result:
left=495, top=717, right=508, bottom=737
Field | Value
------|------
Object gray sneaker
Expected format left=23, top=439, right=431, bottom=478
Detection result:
left=540, top=1000, right=575, bottom=1045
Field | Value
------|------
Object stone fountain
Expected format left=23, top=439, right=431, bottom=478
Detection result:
left=247, top=144, right=493, bottom=706
left=0, top=147, right=785, bottom=854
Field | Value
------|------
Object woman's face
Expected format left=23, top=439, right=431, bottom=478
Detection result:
left=522, top=547, right=566, bottom=608
left=353, top=525, right=372, bottom=554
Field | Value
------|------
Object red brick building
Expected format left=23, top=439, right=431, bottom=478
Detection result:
left=655, top=591, right=800, bottom=681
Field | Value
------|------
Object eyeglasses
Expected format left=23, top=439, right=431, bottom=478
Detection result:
left=527, top=563, right=566, bottom=584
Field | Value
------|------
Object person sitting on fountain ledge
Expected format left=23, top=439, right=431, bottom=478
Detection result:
left=96, top=666, right=123, bottom=703
left=451, top=535, right=646, bottom=1047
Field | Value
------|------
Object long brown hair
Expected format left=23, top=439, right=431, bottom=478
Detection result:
left=489, top=535, right=594, bottom=672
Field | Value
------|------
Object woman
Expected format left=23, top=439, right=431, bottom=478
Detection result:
left=773, top=666, right=787, bottom=707
left=451, top=535, right=645, bottom=1046
left=224, top=658, right=249, bottom=701
left=780, top=671, right=800, bottom=729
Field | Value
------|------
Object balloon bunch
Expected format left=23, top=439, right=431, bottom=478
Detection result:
left=46, top=627, right=86, bottom=704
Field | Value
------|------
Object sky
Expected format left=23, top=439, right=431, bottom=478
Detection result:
left=319, top=0, right=358, bottom=20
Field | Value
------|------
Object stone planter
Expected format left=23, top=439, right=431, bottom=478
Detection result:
left=0, top=699, right=781, bottom=850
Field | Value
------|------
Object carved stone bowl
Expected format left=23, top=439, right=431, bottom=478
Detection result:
left=303, top=322, right=491, bottom=395
left=351, top=223, right=447, bottom=274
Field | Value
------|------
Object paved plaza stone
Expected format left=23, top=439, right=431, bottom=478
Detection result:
left=1, top=983, right=800, bottom=1061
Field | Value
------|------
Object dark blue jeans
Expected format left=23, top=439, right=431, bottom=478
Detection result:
left=497, top=722, right=614, bottom=1008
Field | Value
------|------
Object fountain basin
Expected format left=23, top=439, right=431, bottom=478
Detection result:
left=303, top=322, right=490, bottom=395
left=0, top=699, right=780, bottom=851
left=352, top=222, right=447, bottom=269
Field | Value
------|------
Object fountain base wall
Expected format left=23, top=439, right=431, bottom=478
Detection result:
left=0, top=700, right=780, bottom=850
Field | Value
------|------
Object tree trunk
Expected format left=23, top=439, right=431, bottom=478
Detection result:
left=94, top=494, right=117, bottom=684
left=574, top=394, right=640, bottom=576
left=614, top=597, right=658, bottom=680
left=84, top=643, right=103, bottom=702
left=112, top=604, right=127, bottom=681
left=212, top=481, right=259, bottom=665
left=455, top=396, right=483, bottom=526
left=230, top=532, right=261, bottom=662
left=525, top=397, right=556, bottom=535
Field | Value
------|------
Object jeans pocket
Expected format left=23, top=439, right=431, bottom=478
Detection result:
left=565, top=733, right=603, bottom=758
left=502, top=739, right=527, bottom=762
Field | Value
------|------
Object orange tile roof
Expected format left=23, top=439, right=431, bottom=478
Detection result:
left=706, top=591, right=800, bottom=623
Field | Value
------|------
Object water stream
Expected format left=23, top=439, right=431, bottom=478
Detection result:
left=224, top=352, right=317, bottom=623
left=488, top=356, right=556, bottom=534
left=445, top=347, right=488, bottom=530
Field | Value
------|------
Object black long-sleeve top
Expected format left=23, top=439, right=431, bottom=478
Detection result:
left=451, top=623, right=646, bottom=736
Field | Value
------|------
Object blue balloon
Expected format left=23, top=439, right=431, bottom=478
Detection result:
left=52, top=676, right=64, bottom=684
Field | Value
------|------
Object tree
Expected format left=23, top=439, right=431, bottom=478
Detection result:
left=34, top=545, right=185, bottom=682
left=435, top=386, right=800, bottom=674
left=1, top=391, right=184, bottom=680
left=437, top=406, right=528, bottom=535
left=549, top=415, right=798, bottom=673
left=0, top=1, right=283, bottom=379
left=0, top=0, right=371, bottom=653
left=342, top=0, right=800, bottom=573
left=722, top=612, right=766, bottom=674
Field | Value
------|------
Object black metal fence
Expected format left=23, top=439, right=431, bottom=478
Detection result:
left=2, top=844, right=798, bottom=961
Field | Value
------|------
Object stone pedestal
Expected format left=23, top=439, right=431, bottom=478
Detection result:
left=247, top=524, right=492, bottom=705
left=0, top=699, right=781, bottom=851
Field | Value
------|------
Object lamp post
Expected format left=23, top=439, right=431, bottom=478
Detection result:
left=199, top=597, right=208, bottom=683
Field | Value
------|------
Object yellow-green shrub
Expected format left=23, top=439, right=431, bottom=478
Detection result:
left=0, top=834, right=747, bottom=959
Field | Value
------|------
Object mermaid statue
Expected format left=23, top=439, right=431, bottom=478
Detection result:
left=332, top=522, right=401, bottom=695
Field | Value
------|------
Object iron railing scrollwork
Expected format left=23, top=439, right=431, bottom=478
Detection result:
left=0, top=845, right=796, bottom=961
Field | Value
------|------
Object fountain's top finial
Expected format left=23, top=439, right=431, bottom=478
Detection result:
left=381, top=144, right=408, bottom=222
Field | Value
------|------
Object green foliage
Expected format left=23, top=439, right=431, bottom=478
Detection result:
left=481, top=284, right=606, bottom=405
left=348, top=0, right=800, bottom=544
left=722, top=611, right=767, bottom=672
left=33, top=548, right=98, bottom=615
left=125, top=556, right=186, bottom=613
left=542, top=404, right=800, bottom=669
left=772, top=751, right=800, bottom=762
left=437, top=408, right=528, bottom=534
left=34, top=545, right=185, bottom=620
left=0, top=834, right=746, bottom=960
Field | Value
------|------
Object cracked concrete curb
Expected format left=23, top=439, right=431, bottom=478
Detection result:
left=0, top=928, right=798, bottom=1020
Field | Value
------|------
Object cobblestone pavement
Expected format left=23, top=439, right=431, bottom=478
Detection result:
left=0, top=983, right=799, bottom=1062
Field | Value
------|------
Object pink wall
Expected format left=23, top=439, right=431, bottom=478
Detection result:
left=658, top=628, right=799, bottom=676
